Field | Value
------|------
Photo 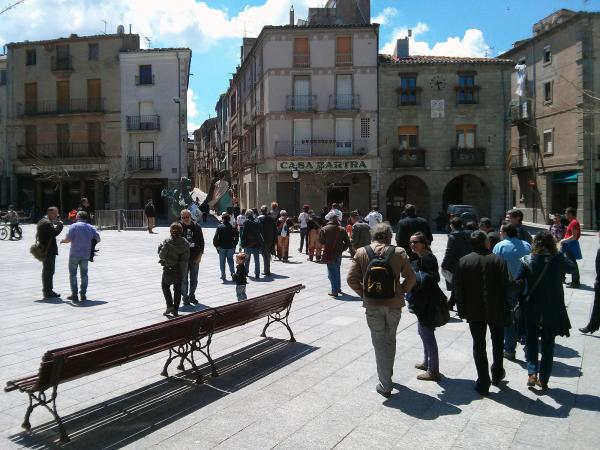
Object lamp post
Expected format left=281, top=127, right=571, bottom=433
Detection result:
left=173, top=97, right=182, bottom=182
left=292, top=169, right=299, bottom=217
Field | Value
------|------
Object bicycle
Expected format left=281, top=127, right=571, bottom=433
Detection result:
left=0, top=220, right=22, bottom=241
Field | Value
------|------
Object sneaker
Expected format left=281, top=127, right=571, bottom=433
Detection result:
left=492, top=368, right=506, bottom=386
left=414, top=362, right=428, bottom=371
left=67, top=294, right=79, bottom=302
left=375, top=383, right=391, bottom=398
left=163, top=307, right=175, bottom=316
left=182, top=301, right=191, bottom=306
left=327, top=292, right=339, bottom=297
left=527, top=374, right=538, bottom=387
left=48, top=291, right=61, bottom=298
left=189, top=295, right=199, bottom=305
left=536, top=380, right=549, bottom=391
left=80, top=294, right=87, bottom=301
left=579, top=326, right=596, bottom=334
left=417, top=371, right=441, bottom=382
left=171, top=309, right=179, bottom=317
left=503, top=351, right=516, bottom=360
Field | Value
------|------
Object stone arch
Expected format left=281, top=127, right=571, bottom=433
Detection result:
left=442, top=174, right=491, bottom=219
left=386, top=175, right=430, bottom=224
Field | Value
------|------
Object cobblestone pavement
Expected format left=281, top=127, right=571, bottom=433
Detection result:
left=0, top=223, right=599, bottom=449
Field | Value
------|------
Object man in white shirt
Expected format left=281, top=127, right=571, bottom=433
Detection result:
left=365, top=206, right=383, bottom=228
left=298, top=204, right=311, bottom=254
left=329, top=203, right=343, bottom=222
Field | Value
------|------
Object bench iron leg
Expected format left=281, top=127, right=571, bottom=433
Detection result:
left=21, top=393, right=36, bottom=430
left=24, top=388, right=69, bottom=443
left=261, top=304, right=296, bottom=342
left=191, top=333, right=219, bottom=378
left=161, top=347, right=174, bottom=377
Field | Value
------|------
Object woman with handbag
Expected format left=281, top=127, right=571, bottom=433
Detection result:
left=408, top=232, right=448, bottom=382
left=517, top=230, right=576, bottom=391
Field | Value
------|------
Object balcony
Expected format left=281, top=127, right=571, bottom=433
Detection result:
left=16, top=143, right=105, bottom=160
left=17, top=98, right=105, bottom=116
left=243, top=113, right=252, bottom=129
left=393, top=148, right=426, bottom=168
left=135, top=74, right=155, bottom=85
left=293, top=53, right=310, bottom=67
left=241, top=145, right=263, bottom=167
left=51, top=55, right=73, bottom=71
left=397, top=87, right=421, bottom=106
left=455, top=86, right=479, bottom=104
left=511, top=100, right=531, bottom=123
left=275, top=139, right=368, bottom=157
left=512, top=151, right=533, bottom=169
left=127, top=155, right=162, bottom=171
left=286, top=95, right=317, bottom=112
left=335, top=52, right=352, bottom=66
left=252, top=102, right=264, bottom=120
left=329, top=94, right=360, bottom=111
left=450, top=147, right=486, bottom=167
left=127, top=115, right=160, bottom=131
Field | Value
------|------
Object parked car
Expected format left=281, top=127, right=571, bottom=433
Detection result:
left=447, top=204, right=478, bottom=223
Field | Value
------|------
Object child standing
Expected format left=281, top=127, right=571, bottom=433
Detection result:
left=233, top=253, right=248, bottom=301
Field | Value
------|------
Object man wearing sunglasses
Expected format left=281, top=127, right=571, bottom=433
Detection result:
left=179, top=209, right=204, bottom=305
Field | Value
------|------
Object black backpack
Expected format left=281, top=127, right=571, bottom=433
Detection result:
left=363, top=245, right=397, bottom=299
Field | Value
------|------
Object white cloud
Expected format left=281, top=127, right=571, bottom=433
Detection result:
left=372, top=7, right=398, bottom=25
left=381, top=22, right=491, bottom=58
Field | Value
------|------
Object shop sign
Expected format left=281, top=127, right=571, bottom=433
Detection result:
left=15, top=163, right=108, bottom=174
left=277, top=159, right=372, bottom=172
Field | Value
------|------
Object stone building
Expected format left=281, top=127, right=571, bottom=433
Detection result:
left=193, top=117, right=219, bottom=193
left=0, top=55, right=7, bottom=207
left=379, top=43, right=512, bottom=225
left=500, top=9, right=600, bottom=228
left=119, top=48, right=192, bottom=217
left=219, top=0, right=379, bottom=215
left=4, top=30, right=140, bottom=214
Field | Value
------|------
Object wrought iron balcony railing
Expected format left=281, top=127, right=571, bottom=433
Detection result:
left=393, top=148, right=426, bottom=168
left=329, top=94, right=360, bottom=111
left=18, top=98, right=104, bottom=116
left=127, top=115, right=160, bottom=131
left=450, top=147, right=486, bottom=167
left=127, top=155, right=162, bottom=171
left=286, top=95, right=317, bottom=112
left=274, top=139, right=368, bottom=157
left=16, top=143, right=105, bottom=160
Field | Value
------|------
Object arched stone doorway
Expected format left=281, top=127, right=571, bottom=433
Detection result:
left=386, top=175, right=430, bottom=224
left=443, top=174, right=490, bottom=219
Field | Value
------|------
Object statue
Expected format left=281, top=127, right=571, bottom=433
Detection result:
left=161, top=177, right=197, bottom=218
left=209, top=173, right=232, bottom=214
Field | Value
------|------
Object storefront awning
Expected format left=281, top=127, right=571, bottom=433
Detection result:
left=553, top=171, right=578, bottom=184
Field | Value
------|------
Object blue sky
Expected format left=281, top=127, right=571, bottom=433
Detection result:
left=1, top=0, right=599, bottom=131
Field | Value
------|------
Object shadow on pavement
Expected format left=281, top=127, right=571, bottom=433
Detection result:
left=67, top=300, right=109, bottom=307
left=512, top=358, right=582, bottom=378
left=553, top=343, right=580, bottom=358
left=8, top=338, right=318, bottom=449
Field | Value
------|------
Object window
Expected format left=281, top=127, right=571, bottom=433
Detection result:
left=336, top=36, right=352, bottom=66
left=0, top=69, right=6, bottom=85
left=293, top=37, right=309, bottom=67
left=26, top=49, right=36, bottom=66
left=88, top=123, right=102, bottom=156
left=292, top=76, right=311, bottom=111
left=335, top=118, right=353, bottom=155
left=24, top=82, right=37, bottom=114
left=137, top=65, right=154, bottom=85
left=544, top=81, right=553, bottom=103
left=399, top=75, right=417, bottom=105
left=360, top=117, right=370, bottom=139
left=230, top=92, right=237, bottom=116
left=87, top=79, right=102, bottom=111
left=54, top=45, right=71, bottom=70
left=139, top=142, right=154, bottom=158
left=88, top=43, right=99, bottom=61
left=456, top=125, right=476, bottom=148
left=293, top=119, right=311, bottom=156
left=543, top=129, right=554, bottom=154
left=25, top=125, right=37, bottom=153
left=335, top=74, right=353, bottom=109
left=56, top=80, right=70, bottom=113
left=543, top=45, right=551, bottom=64
left=458, top=74, right=476, bottom=104
left=57, top=123, right=70, bottom=156
left=398, top=126, right=418, bottom=149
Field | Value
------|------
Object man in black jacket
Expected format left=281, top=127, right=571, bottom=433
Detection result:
left=241, top=210, right=264, bottom=278
left=454, top=231, right=510, bottom=395
left=37, top=206, right=64, bottom=298
left=396, top=204, right=433, bottom=260
left=580, top=232, right=600, bottom=334
left=442, top=217, right=472, bottom=310
left=179, top=209, right=204, bottom=305
left=144, top=199, right=157, bottom=234
left=258, top=205, right=277, bottom=276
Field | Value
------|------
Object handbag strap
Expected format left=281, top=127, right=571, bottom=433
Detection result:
left=526, top=259, right=550, bottom=299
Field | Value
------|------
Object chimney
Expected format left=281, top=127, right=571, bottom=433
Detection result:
left=290, top=5, right=294, bottom=26
left=395, top=37, right=409, bottom=58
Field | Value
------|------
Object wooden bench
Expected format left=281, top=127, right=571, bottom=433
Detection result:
left=4, top=284, right=304, bottom=443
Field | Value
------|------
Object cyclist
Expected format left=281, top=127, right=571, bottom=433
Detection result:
left=3, top=205, right=21, bottom=240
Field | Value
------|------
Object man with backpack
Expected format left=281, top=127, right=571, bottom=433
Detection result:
left=347, top=223, right=416, bottom=398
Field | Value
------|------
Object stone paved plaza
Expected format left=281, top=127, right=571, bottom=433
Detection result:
left=0, top=223, right=599, bottom=449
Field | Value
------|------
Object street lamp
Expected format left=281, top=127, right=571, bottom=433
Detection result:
left=173, top=97, right=182, bottom=182
left=291, top=170, right=299, bottom=216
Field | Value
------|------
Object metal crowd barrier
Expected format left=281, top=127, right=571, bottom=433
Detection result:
left=95, top=209, right=147, bottom=231
left=95, top=210, right=119, bottom=230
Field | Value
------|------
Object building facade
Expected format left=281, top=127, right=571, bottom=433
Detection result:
left=4, top=31, right=139, bottom=214
left=216, top=1, right=379, bottom=215
left=119, top=48, right=191, bottom=217
left=379, top=49, right=512, bottom=224
left=0, top=56, right=7, bottom=207
left=501, top=9, right=600, bottom=228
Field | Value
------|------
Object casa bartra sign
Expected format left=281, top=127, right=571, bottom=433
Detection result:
left=277, top=159, right=373, bottom=172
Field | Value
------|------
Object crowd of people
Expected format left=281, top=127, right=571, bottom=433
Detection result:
left=23, top=196, right=600, bottom=400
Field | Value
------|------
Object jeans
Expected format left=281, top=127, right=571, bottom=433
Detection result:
left=365, top=307, right=402, bottom=392
left=261, top=245, right=273, bottom=275
left=236, top=285, right=247, bottom=301
left=418, top=322, right=439, bottom=374
left=244, top=247, right=261, bottom=277
left=563, top=245, right=580, bottom=284
left=326, top=256, right=342, bottom=295
left=468, top=321, right=504, bottom=388
left=42, top=254, right=56, bottom=295
left=218, top=248, right=235, bottom=278
left=182, top=260, right=198, bottom=300
left=526, top=322, right=556, bottom=383
left=299, top=227, right=308, bottom=253
left=69, top=256, right=89, bottom=296
left=162, top=268, right=182, bottom=310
